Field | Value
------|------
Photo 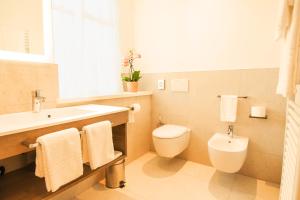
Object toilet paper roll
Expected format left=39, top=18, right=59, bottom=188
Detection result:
left=251, top=106, right=266, bottom=118
left=129, top=103, right=141, bottom=123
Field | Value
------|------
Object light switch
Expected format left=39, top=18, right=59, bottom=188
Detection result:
left=171, top=79, right=189, bottom=92
left=157, top=79, right=165, bottom=90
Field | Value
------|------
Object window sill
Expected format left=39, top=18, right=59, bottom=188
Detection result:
left=57, top=91, right=152, bottom=107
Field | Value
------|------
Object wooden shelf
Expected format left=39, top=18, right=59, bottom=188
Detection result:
left=0, top=155, right=126, bottom=200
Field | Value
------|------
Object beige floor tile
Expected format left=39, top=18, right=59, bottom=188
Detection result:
left=229, top=174, right=279, bottom=200
left=76, top=153, right=279, bottom=200
left=75, top=184, right=148, bottom=200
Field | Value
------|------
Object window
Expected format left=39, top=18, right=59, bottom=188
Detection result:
left=52, top=0, right=121, bottom=99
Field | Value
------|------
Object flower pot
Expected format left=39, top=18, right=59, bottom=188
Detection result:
left=126, top=81, right=138, bottom=92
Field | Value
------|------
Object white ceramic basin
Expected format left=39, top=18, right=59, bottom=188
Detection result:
left=0, top=105, right=128, bottom=137
left=208, top=133, right=249, bottom=173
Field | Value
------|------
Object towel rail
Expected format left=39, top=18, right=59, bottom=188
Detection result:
left=20, top=106, right=132, bottom=149
left=22, top=130, right=86, bottom=149
left=217, top=95, right=248, bottom=99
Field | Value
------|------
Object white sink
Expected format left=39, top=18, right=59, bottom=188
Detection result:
left=208, top=133, right=249, bottom=173
left=0, top=105, right=128, bottom=137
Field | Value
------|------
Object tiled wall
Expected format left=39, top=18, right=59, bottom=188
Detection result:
left=140, top=68, right=286, bottom=183
left=0, top=60, right=58, bottom=114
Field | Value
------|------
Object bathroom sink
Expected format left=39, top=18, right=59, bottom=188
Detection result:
left=208, top=133, right=248, bottom=173
left=0, top=105, right=128, bottom=137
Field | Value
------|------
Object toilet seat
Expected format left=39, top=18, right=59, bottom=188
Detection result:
left=152, top=124, right=191, bottom=158
left=153, top=125, right=190, bottom=139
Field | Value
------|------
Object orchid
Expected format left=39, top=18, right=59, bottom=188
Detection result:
left=122, top=49, right=142, bottom=82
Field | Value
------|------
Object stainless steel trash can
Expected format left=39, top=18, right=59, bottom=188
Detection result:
left=105, top=159, right=126, bottom=188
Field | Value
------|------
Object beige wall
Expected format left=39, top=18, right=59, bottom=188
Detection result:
left=140, top=68, right=286, bottom=183
left=117, top=0, right=134, bottom=55
left=0, top=60, right=58, bottom=114
left=133, top=0, right=285, bottom=183
left=133, top=0, right=280, bottom=73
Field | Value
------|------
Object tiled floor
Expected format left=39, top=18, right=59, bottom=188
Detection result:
left=75, top=152, right=280, bottom=200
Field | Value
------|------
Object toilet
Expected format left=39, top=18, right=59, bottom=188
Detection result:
left=152, top=124, right=190, bottom=158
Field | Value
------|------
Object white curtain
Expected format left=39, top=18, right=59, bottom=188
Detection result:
left=52, top=0, right=121, bottom=99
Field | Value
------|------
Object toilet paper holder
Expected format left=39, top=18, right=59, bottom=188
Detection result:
left=249, top=106, right=267, bottom=119
left=127, top=103, right=141, bottom=111
left=128, top=106, right=135, bottom=111
left=249, top=115, right=268, bottom=119
left=217, top=95, right=248, bottom=99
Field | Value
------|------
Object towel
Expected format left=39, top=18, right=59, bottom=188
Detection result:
left=220, top=95, right=238, bottom=122
left=275, top=0, right=292, bottom=40
left=82, top=121, right=115, bottom=170
left=35, top=128, right=83, bottom=192
left=276, top=0, right=300, bottom=97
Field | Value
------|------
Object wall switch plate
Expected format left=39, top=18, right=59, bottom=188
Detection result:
left=171, top=79, right=189, bottom=92
left=157, top=79, right=165, bottom=90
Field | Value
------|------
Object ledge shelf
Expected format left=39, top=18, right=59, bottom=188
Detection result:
left=0, top=155, right=126, bottom=200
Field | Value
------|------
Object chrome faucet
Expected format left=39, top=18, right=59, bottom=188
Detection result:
left=227, top=125, right=234, bottom=138
left=33, top=90, right=46, bottom=113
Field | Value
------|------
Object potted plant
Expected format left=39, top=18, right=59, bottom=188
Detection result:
left=122, top=50, right=142, bottom=92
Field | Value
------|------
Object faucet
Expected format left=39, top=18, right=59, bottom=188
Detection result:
left=227, top=125, right=234, bottom=138
left=33, top=90, right=46, bottom=113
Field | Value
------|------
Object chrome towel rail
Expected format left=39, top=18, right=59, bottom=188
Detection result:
left=22, top=130, right=86, bottom=149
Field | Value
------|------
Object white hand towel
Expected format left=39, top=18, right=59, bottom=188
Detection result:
left=220, top=95, right=238, bottom=122
left=82, top=121, right=115, bottom=170
left=35, top=128, right=83, bottom=192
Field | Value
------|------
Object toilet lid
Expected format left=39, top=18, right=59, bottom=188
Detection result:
left=153, top=124, right=190, bottom=139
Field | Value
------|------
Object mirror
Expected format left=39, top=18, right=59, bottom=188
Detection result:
left=0, top=0, right=45, bottom=56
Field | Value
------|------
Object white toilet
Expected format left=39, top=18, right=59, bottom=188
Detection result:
left=152, top=124, right=190, bottom=158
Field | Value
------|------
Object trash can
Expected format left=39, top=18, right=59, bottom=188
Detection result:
left=105, top=159, right=126, bottom=188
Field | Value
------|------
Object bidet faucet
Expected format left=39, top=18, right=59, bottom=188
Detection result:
left=33, top=90, right=46, bottom=113
left=227, top=125, right=234, bottom=138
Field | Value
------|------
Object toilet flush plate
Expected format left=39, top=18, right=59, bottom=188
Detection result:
left=171, top=79, right=189, bottom=92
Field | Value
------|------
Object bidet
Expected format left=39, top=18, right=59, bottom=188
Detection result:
left=208, top=133, right=248, bottom=173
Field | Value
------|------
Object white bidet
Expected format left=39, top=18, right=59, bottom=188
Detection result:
left=208, top=133, right=248, bottom=173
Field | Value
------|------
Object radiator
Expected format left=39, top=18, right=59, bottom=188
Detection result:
left=280, top=100, right=300, bottom=200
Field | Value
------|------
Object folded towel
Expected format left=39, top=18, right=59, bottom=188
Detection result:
left=35, top=128, right=83, bottom=192
left=220, top=95, right=238, bottom=122
left=82, top=121, right=115, bottom=170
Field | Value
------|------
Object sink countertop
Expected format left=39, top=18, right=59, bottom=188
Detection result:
left=0, top=104, right=129, bottom=137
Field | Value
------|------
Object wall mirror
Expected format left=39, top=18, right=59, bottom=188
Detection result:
left=0, top=0, right=52, bottom=62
